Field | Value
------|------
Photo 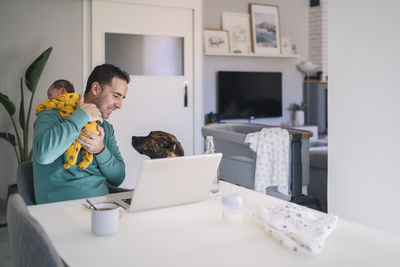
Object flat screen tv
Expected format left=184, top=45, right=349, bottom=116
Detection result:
left=217, top=71, right=282, bottom=119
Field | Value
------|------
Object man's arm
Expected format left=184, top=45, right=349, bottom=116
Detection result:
left=92, top=123, right=125, bottom=186
left=34, top=94, right=103, bottom=165
left=33, top=109, right=89, bottom=164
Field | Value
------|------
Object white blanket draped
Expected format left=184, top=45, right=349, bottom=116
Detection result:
left=245, top=128, right=289, bottom=195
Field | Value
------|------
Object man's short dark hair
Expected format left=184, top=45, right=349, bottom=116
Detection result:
left=84, top=64, right=130, bottom=95
left=51, top=79, right=75, bottom=93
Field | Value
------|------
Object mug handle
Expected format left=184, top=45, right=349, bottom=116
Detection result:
left=118, top=207, right=124, bottom=220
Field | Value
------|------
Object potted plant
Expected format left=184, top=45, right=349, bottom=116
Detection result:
left=288, top=102, right=307, bottom=126
left=205, top=112, right=219, bottom=125
left=0, top=47, right=52, bottom=194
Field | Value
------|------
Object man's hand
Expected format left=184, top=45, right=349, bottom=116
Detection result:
left=77, top=126, right=105, bottom=154
left=77, top=94, right=103, bottom=123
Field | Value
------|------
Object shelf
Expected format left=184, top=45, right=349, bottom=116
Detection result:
left=204, top=52, right=302, bottom=58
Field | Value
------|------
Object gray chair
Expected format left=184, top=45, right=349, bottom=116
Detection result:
left=17, top=161, right=36, bottom=205
left=7, top=194, right=65, bottom=267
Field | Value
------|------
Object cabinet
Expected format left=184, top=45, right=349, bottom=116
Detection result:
left=304, top=81, right=328, bottom=134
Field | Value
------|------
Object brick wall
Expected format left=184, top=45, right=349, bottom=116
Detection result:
left=309, top=0, right=328, bottom=80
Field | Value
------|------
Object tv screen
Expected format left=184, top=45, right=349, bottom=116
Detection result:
left=217, top=71, right=282, bottom=119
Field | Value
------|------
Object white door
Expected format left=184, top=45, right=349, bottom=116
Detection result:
left=92, top=1, right=194, bottom=188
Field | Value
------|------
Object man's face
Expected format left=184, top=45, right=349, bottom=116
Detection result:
left=92, top=77, right=128, bottom=119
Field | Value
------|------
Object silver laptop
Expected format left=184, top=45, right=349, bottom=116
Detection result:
left=107, top=153, right=222, bottom=212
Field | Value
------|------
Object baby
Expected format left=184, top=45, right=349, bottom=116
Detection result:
left=35, top=80, right=99, bottom=170
left=46, top=79, right=75, bottom=99
left=35, top=80, right=75, bottom=115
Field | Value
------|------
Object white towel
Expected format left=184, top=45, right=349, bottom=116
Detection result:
left=245, top=128, right=289, bottom=195
left=253, top=203, right=338, bottom=255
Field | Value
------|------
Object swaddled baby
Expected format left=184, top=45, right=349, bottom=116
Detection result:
left=35, top=92, right=99, bottom=169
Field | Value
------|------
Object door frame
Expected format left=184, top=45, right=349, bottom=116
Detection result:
left=82, top=0, right=203, bottom=154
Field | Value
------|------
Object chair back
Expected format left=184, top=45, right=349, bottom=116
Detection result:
left=16, top=161, right=36, bottom=205
left=7, top=194, right=64, bottom=267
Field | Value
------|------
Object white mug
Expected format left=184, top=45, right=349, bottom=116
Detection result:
left=91, top=202, right=123, bottom=236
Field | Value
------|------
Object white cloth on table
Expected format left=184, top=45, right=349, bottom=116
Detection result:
left=244, top=127, right=289, bottom=195
left=253, top=203, right=338, bottom=255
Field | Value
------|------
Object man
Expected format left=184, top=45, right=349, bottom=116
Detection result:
left=33, top=64, right=130, bottom=204
left=47, top=79, right=75, bottom=99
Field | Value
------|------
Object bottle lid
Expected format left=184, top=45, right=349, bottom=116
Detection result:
left=222, top=193, right=243, bottom=207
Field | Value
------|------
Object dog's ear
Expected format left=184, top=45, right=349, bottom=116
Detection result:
left=173, top=141, right=184, bottom=156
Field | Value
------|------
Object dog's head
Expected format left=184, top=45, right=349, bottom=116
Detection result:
left=131, top=131, right=184, bottom=159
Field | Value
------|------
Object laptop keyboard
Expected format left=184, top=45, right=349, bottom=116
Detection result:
left=122, top=198, right=132, bottom=205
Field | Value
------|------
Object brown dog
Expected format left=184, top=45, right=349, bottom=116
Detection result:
left=131, top=131, right=184, bottom=159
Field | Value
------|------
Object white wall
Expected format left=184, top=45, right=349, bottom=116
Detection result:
left=329, top=0, right=400, bottom=235
left=0, top=0, right=83, bottom=201
left=0, top=0, right=309, bottom=201
left=203, top=0, right=309, bottom=125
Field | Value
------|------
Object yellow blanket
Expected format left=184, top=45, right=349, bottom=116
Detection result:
left=35, top=93, right=99, bottom=170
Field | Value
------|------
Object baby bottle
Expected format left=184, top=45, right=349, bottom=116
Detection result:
left=222, top=193, right=243, bottom=223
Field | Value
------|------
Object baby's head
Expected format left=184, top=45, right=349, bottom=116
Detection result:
left=47, top=79, right=75, bottom=99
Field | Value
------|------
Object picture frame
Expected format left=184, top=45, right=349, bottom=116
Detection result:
left=221, top=12, right=252, bottom=54
left=249, top=3, right=282, bottom=55
left=203, top=29, right=230, bottom=53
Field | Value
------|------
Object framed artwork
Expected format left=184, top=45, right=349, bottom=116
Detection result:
left=222, top=12, right=252, bottom=54
left=203, top=29, right=230, bottom=53
left=249, top=3, right=282, bottom=55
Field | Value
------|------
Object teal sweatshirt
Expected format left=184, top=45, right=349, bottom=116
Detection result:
left=32, top=109, right=125, bottom=204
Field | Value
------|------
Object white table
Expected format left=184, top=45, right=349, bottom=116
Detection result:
left=28, top=182, right=400, bottom=267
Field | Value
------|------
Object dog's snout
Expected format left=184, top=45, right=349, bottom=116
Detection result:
left=132, top=136, right=144, bottom=146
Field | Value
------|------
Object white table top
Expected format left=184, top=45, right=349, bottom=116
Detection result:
left=28, top=181, right=400, bottom=267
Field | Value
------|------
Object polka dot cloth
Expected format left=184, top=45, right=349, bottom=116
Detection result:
left=245, top=128, right=289, bottom=195
left=253, top=203, right=338, bottom=255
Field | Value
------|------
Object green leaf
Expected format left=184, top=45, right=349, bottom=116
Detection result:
left=0, top=132, right=17, bottom=146
left=287, top=103, right=300, bottom=111
left=19, top=78, right=25, bottom=130
left=25, top=47, right=53, bottom=93
left=0, top=92, right=16, bottom=116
